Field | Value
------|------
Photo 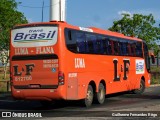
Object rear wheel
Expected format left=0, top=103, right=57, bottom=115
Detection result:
left=94, top=83, right=105, bottom=104
left=133, top=80, right=145, bottom=94
left=82, top=85, right=93, bottom=107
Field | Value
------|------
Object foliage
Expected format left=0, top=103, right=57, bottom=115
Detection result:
left=109, top=13, right=160, bottom=55
left=150, top=66, right=160, bottom=84
left=0, top=50, right=9, bottom=65
left=0, top=0, right=28, bottom=50
left=0, top=0, right=28, bottom=79
left=151, top=66, right=160, bottom=73
left=0, top=50, right=9, bottom=79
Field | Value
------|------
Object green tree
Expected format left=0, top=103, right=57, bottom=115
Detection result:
left=109, top=13, right=160, bottom=54
left=0, top=0, right=28, bottom=50
left=0, top=0, right=28, bottom=79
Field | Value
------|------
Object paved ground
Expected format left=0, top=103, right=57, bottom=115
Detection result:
left=0, top=85, right=160, bottom=120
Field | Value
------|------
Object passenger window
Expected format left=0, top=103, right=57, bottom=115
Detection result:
left=131, top=43, right=136, bottom=56
left=65, top=30, right=77, bottom=53
left=86, top=34, right=96, bottom=54
left=113, top=41, right=119, bottom=55
left=97, top=36, right=105, bottom=54
left=136, top=42, right=143, bottom=57
left=127, top=43, right=131, bottom=56
left=121, top=42, right=127, bottom=56
left=119, top=42, right=123, bottom=56
left=76, top=32, right=86, bottom=53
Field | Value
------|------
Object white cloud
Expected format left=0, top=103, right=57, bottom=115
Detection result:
left=118, top=10, right=132, bottom=17
left=27, top=18, right=34, bottom=23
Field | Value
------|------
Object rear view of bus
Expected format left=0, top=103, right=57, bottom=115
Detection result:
left=10, top=23, right=64, bottom=101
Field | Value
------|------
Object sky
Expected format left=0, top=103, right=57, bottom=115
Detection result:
left=15, top=0, right=160, bottom=29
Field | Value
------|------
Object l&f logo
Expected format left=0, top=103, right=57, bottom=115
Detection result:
left=13, top=64, right=35, bottom=76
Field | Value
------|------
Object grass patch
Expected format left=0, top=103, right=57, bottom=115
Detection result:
left=151, top=66, right=160, bottom=84
left=151, top=66, right=160, bottom=73
left=0, top=67, right=10, bottom=92
left=151, top=71, right=160, bottom=84
left=0, top=82, right=9, bottom=92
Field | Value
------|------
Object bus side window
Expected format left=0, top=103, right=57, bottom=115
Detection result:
left=121, top=41, right=127, bottom=56
left=97, top=36, right=104, bottom=54
left=65, top=29, right=77, bottom=53
left=143, top=42, right=150, bottom=70
left=119, top=42, right=123, bottom=56
left=113, top=41, right=119, bottom=55
left=75, top=32, right=86, bottom=53
left=131, top=43, right=136, bottom=56
left=86, top=34, right=95, bottom=54
left=101, top=36, right=108, bottom=55
left=125, top=42, right=129, bottom=56
left=136, top=42, right=143, bottom=57
left=104, top=37, right=109, bottom=55
left=127, top=42, right=132, bottom=56
left=91, top=35, right=98, bottom=54
left=107, top=40, right=112, bottom=55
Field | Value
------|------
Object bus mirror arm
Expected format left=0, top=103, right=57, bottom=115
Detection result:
left=149, top=51, right=155, bottom=64
left=151, top=55, right=155, bottom=64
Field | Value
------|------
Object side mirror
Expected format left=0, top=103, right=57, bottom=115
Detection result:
left=149, top=51, right=155, bottom=64
left=151, top=55, right=155, bottom=64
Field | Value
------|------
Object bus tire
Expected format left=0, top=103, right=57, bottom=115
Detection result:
left=82, top=85, right=93, bottom=107
left=94, top=83, right=105, bottom=104
left=133, top=80, right=145, bottom=94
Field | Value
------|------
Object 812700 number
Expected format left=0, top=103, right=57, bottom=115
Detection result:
left=15, top=76, right=32, bottom=81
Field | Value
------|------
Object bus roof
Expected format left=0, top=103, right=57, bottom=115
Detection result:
left=13, top=21, right=142, bottom=42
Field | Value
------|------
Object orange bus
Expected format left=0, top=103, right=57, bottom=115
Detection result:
left=10, top=21, right=154, bottom=107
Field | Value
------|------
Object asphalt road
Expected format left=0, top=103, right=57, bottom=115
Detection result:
left=0, top=85, right=160, bottom=119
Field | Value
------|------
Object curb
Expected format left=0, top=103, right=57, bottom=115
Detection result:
left=150, top=84, right=160, bottom=87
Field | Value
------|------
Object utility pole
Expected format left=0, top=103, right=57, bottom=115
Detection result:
left=157, top=23, right=160, bottom=67
left=42, top=0, right=44, bottom=22
left=50, top=0, right=66, bottom=21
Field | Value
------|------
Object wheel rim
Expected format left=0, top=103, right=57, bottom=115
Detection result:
left=140, top=82, right=143, bottom=91
left=86, top=89, right=93, bottom=103
left=99, top=89, right=105, bottom=100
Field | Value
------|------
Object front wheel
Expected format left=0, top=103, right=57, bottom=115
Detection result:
left=133, top=80, right=145, bottom=94
left=94, top=83, right=105, bottom=104
left=82, top=85, right=94, bottom=107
